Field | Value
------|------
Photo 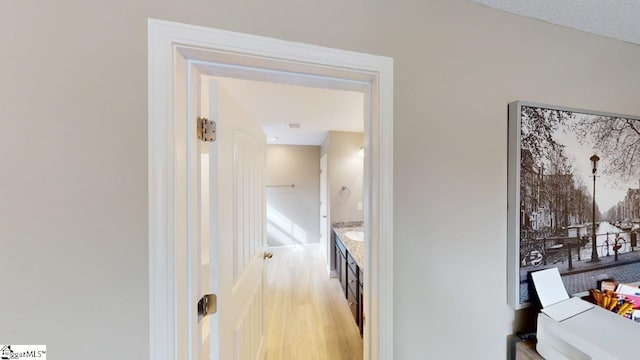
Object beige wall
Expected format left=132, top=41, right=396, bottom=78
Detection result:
left=321, top=131, right=365, bottom=275
left=266, top=145, right=321, bottom=247
left=321, top=131, right=365, bottom=224
left=2, top=0, right=640, bottom=359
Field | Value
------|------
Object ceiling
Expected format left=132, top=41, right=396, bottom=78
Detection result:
left=214, top=77, right=364, bottom=146
left=468, top=0, right=640, bottom=46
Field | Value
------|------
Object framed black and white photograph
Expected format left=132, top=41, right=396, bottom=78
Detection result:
left=508, top=101, right=640, bottom=309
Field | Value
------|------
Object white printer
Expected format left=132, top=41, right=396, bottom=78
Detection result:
left=532, top=268, right=640, bottom=360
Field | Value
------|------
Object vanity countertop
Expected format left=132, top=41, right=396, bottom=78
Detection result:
left=333, top=226, right=365, bottom=271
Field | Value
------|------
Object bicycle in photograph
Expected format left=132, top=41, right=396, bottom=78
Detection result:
left=520, top=239, right=545, bottom=268
left=600, top=233, right=629, bottom=258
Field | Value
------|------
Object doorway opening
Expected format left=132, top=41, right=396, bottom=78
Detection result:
left=148, top=19, right=393, bottom=360
left=215, top=77, right=367, bottom=355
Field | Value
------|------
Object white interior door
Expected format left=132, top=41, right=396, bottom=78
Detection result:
left=320, top=154, right=329, bottom=271
left=194, top=77, right=267, bottom=360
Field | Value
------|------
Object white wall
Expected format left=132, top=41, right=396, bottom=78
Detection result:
left=321, top=131, right=365, bottom=224
left=2, top=1, right=640, bottom=359
left=266, top=145, right=321, bottom=247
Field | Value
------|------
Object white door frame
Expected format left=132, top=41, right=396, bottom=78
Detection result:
left=148, top=19, right=394, bottom=360
left=319, top=153, right=330, bottom=274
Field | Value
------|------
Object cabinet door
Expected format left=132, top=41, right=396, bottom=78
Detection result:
left=347, top=252, right=358, bottom=275
left=340, top=250, right=347, bottom=295
left=347, top=264, right=358, bottom=298
left=359, top=288, right=364, bottom=336
left=335, top=242, right=347, bottom=295
left=347, top=286, right=358, bottom=322
left=358, top=267, right=364, bottom=335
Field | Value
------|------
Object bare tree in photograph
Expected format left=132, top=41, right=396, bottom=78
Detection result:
left=571, top=116, right=640, bottom=182
left=520, top=106, right=574, bottom=168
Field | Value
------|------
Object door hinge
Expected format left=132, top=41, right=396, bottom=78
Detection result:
left=198, top=293, right=217, bottom=321
left=197, top=117, right=216, bottom=142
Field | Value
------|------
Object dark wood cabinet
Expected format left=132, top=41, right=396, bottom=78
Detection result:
left=334, top=232, right=363, bottom=336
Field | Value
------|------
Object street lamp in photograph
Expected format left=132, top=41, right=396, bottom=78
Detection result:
left=590, top=154, right=600, bottom=262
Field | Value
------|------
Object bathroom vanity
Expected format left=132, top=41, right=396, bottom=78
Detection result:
left=333, top=224, right=364, bottom=335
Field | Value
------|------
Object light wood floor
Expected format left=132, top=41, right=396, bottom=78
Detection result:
left=264, top=244, right=363, bottom=360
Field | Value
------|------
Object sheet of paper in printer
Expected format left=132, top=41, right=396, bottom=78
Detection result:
left=531, top=267, right=594, bottom=322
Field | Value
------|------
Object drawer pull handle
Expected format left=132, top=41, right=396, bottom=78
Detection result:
left=348, top=302, right=354, bottom=306
left=349, top=279, right=356, bottom=283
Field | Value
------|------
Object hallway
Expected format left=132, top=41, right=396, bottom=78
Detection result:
left=265, top=245, right=363, bottom=360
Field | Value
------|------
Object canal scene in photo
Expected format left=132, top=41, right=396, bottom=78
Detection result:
left=518, top=105, right=640, bottom=304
